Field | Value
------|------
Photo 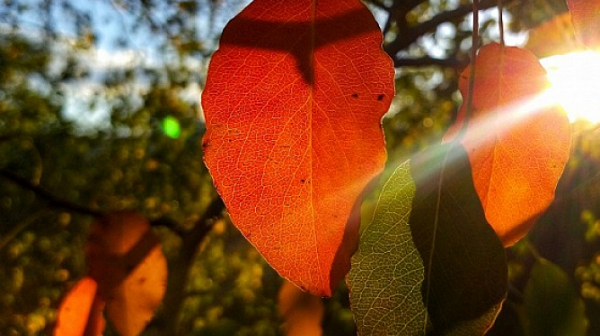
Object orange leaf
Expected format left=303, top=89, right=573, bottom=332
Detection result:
left=53, top=277, right=106, bottom=336
left=86, top=212, right=167, bottom=336
left=526, top=12, right=580, bottom=57
left=444, top=43, right=571, bottom=246
left=202, top=0, right=393, bottom=295
left=278, top=280, right=324, bottom=336
left=567, top=0, right=600, bottom=49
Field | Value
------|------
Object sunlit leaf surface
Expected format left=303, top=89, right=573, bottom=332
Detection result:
left=202, top=0, right=394, bottom=296
left=445, top=43, right=571, bottom=246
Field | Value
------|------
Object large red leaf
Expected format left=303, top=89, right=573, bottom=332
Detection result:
left=201, top=0, right=393, bottom=295
left=567, top=0, right=600, bottom=49
left=86, top=212, right=167, bottom=336
left=444, top=43, right=571, bottom=246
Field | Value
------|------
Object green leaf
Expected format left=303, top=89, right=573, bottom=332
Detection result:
left=348, top=143, right=508, bottom=335
left=347, top=157, right=426, bottom=335
left=524, top=260, right=588, bottom=336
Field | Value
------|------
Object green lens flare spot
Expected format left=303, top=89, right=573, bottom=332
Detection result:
left=162, top=116, right=181, bottom=139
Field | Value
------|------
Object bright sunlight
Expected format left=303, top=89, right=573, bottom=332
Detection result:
left=541, top=51, right=600, bottom=123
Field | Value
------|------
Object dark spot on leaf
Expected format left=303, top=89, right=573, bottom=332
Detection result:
left=300, top=179, right=306, bottom=183
left=202, top=141, right=210, bottom=149
left=377, top=94, right=385, bottom=101
left=138, top=277, right=147, bottom=284
left=351, top=93, right=359, bottom=98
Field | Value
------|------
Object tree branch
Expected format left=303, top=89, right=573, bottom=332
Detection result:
left=150, top=216, right=186, bottom=237
left=385, top=0, right=505, bottom=57
left=394, top=56, right=468, bottom=68
left=160, top=195, right=225, bottom=335
left=367, top=0, right=390, bottom=11
left=182, top=196, right=225, bottom=261
left=0, top=168, right=102, bottom=217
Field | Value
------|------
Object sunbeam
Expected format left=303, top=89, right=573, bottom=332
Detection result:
left=541, top=51, right=600, bottom=123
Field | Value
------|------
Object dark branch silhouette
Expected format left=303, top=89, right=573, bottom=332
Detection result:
left=218, top=0, right=515, bottom=76
left=384, top=0, right=506, bottom=57
left=161, top=195, right=225, bottom=334
left=0, top=168, right=103, bottom=217
left=394, top=56, right=468, bottom=68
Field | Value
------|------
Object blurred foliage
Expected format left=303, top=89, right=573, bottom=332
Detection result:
left=0, top=0, right=599, bottom=335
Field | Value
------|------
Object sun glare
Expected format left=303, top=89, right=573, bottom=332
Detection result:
left=541, top=51, right=600, bottom=123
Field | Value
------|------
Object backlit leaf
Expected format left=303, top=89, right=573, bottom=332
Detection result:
left=567, top=0, right=600, bottom=49
left=53, top=277, right=106, bottom=336
left=202, top=0, right=394, bottom=296
left=524, top=260, right=588, bottom=336
left=348, top=143, right=507, bottom=335
left=444, top=43, right=571, bottom=246
left=86, top=212, right=167, bottom=336
left=525, top=13, right=580, bottom=57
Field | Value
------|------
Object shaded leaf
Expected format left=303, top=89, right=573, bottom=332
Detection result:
left=278, top=280, right=324, bottom=336
left=53, top=277, right=106, bottom=336
left=86, top=211, right=167, bottom=336
left=348, top=143, right=507, bottom=335
left=202, top=0, right=394, bottom=296
left=523, top=260, right=588, bottom=336
left=444, top=43, right=571, bottom=246
left=567, top=0, right=600, bottom=49
left=347, top=159, right=425, bottom=335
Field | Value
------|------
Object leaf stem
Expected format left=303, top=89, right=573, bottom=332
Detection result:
left=498, top=0, right=505, bottom=45
left=456, top=0, right=480, bottom=141
left=526, top=239, right=544, bottom=261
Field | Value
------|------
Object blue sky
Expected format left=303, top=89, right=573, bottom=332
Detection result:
left=2, top=0, right=253, bottom=130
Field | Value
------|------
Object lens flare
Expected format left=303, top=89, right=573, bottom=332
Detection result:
left=541, top=51, right=600, bottom=123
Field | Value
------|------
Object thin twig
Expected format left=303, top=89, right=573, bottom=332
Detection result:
left=150, top=216, right=186, bottom=237
left=498, top=0, right=504, bottom=45
left=394, top=56, right=468, bottom=68
left=0, top=169, right=102, bottom=217
left=456, top=0, right=480, bottom=141
left=0, top=211, right=47, bottom=250
left=526, top=239, right=544, bottom=261
left=385, top=0, right=502, bottom=57
left=368, top=0, right=390, bottom=11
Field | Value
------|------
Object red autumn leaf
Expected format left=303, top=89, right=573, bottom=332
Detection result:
left=86, top=211, right=167, bottom=336
left=444, top=43, right=571, bottom=246
left=567, top=0, right=600, bottom=49
left=202, top=0, right=393, bottom=295
left=53, top=277, right=106, bottom=336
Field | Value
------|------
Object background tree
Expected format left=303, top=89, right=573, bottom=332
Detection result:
left=0, top=0, right=597, bottom=335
